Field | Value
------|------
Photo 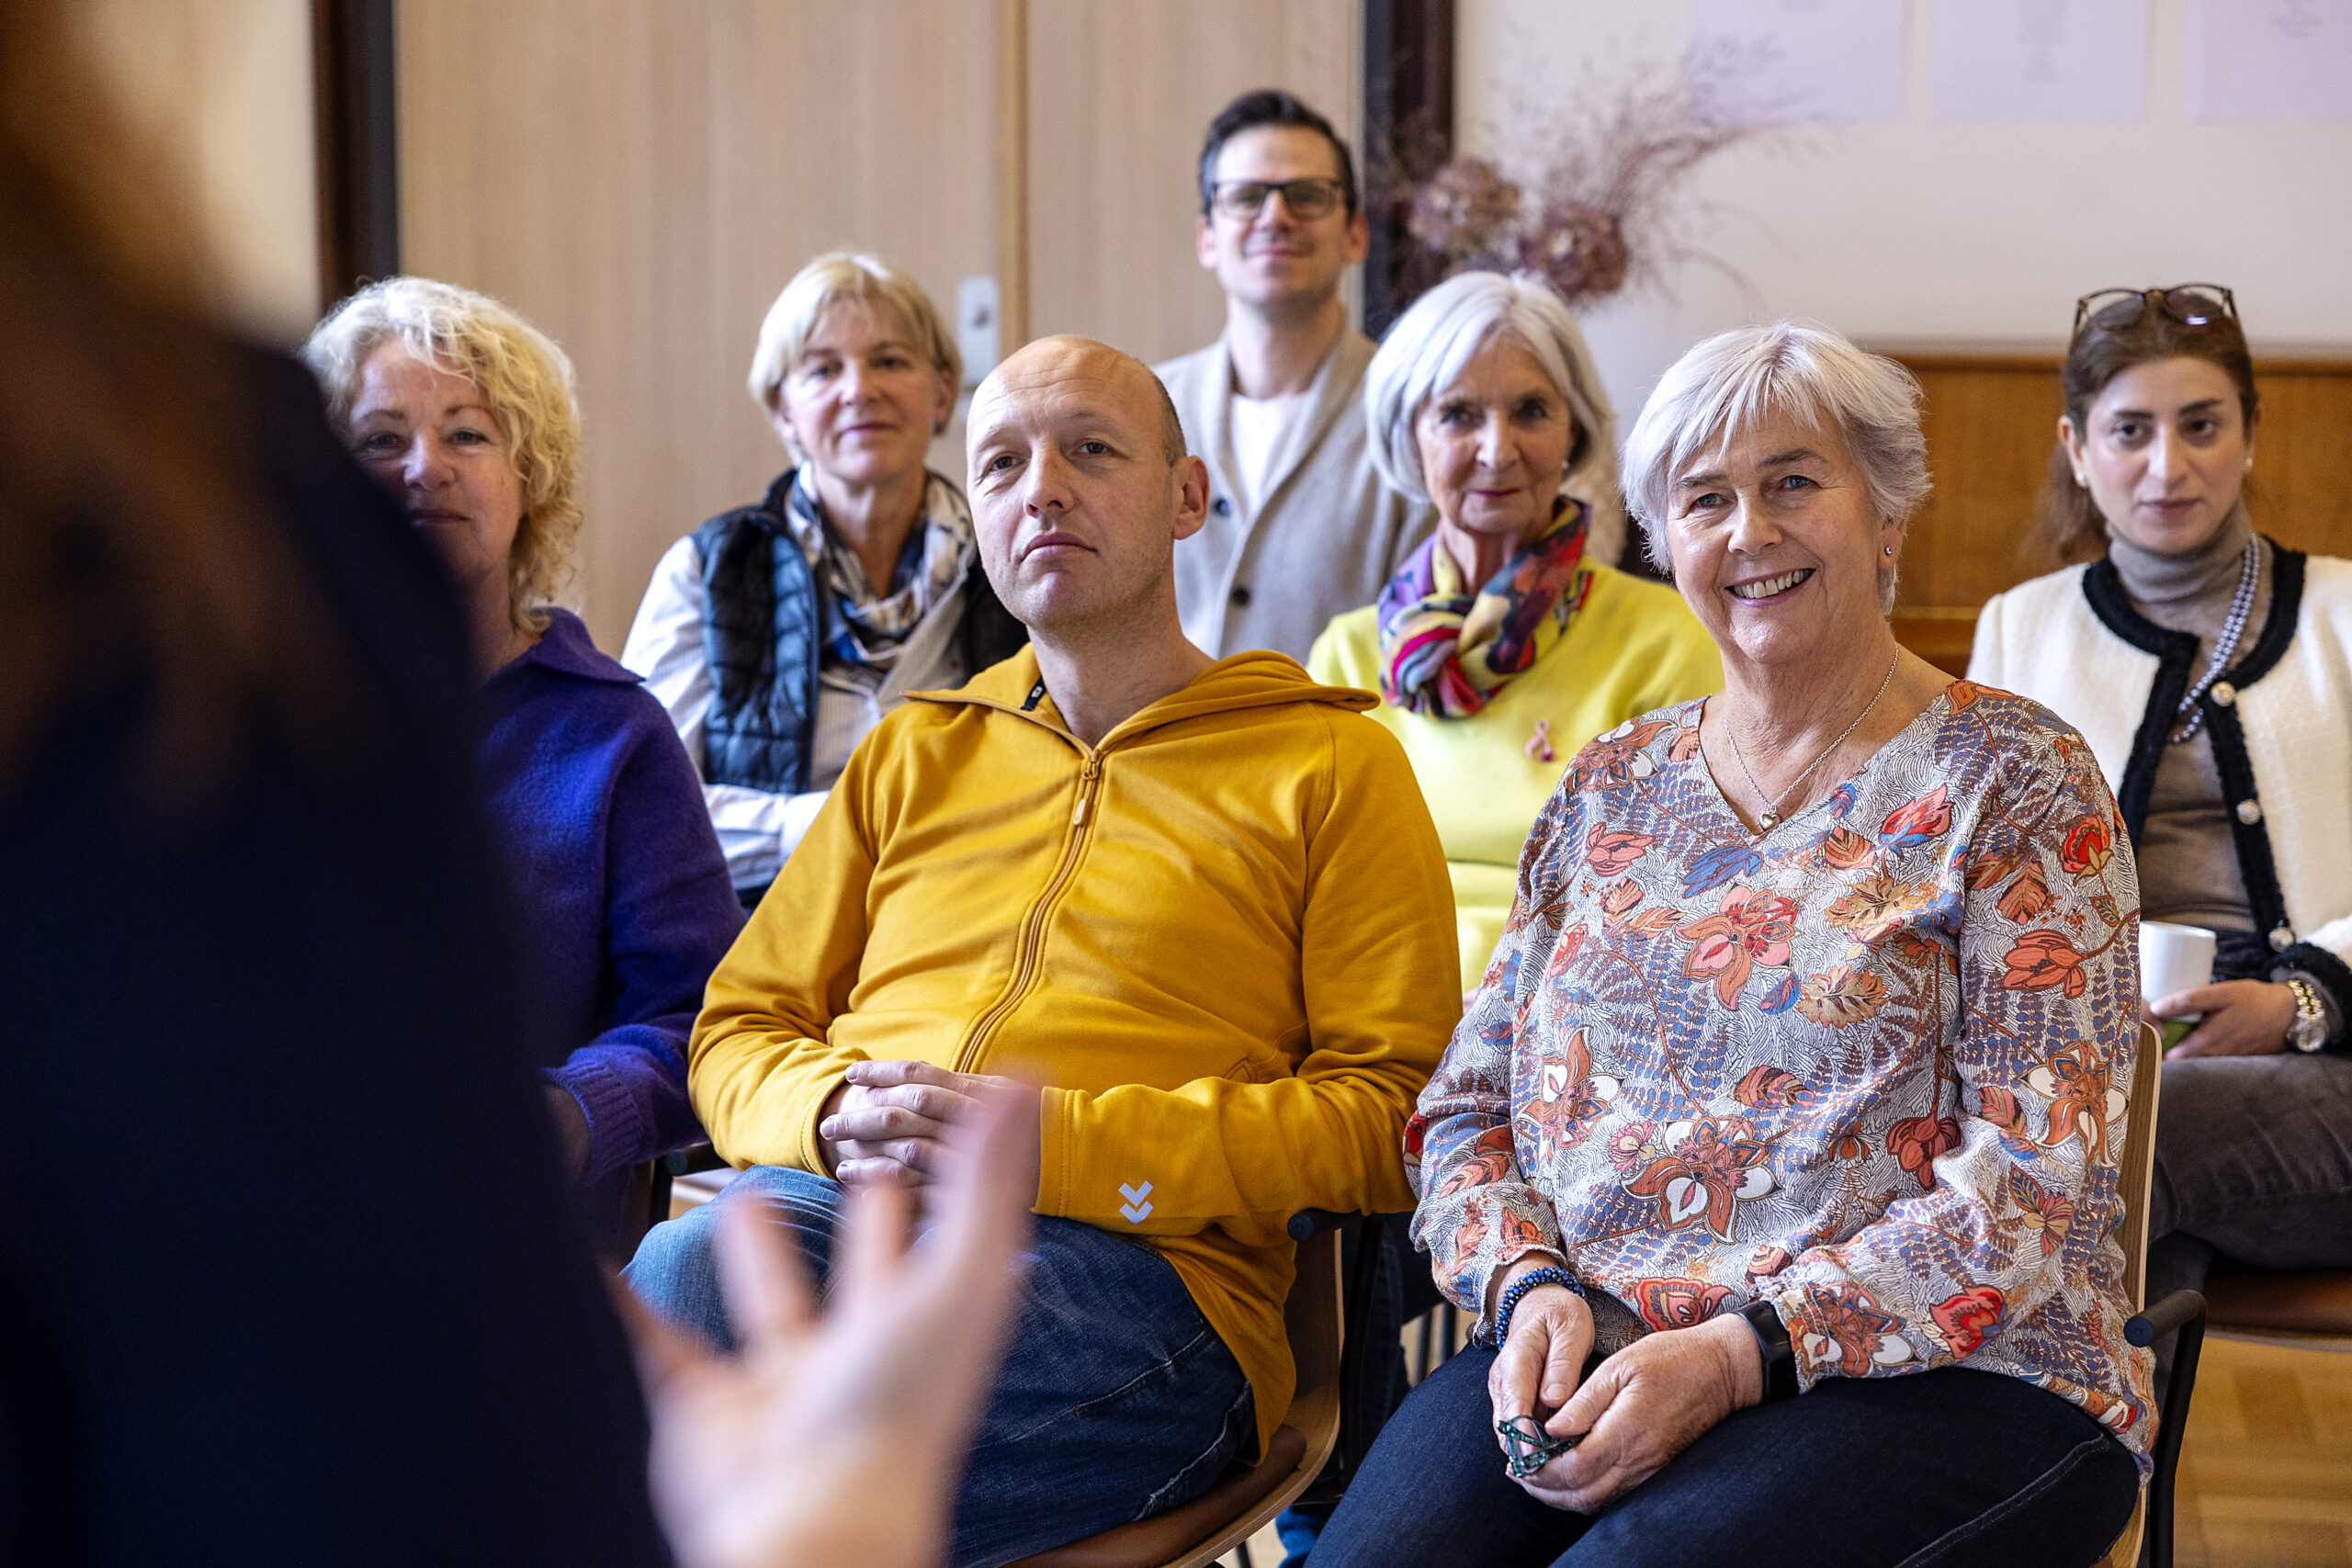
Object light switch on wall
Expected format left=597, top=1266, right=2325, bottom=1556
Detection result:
left=956, top=275, right=1001, bottom=388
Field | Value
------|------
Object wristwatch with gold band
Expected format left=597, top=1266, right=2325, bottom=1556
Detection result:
left=2285, top=976, right=2329, bottom=1054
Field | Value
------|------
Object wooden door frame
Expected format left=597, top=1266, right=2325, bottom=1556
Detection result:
left=311, top=0, right=400, bottom=308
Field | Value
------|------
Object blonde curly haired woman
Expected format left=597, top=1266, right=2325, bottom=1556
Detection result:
left=305, top=278, right=741, bottom=1247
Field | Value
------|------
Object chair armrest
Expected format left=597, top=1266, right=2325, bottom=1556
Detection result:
left=2128, top=1289, right=2208, bottom=1347
left=662, top=1143, right=728, bottom=1179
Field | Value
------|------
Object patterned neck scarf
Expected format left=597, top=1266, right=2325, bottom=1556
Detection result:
left=1376, top=495, right=1590, bottom=719
left=784, top=468, right=974, bottom=685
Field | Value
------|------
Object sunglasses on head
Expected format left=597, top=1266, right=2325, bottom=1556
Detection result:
left=2072, top=284, right=2237, bottom=339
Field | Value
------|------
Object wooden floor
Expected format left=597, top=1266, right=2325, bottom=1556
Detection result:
left=2173, top=1336, right=2352, bottom=1568
left=1216, top=1331, right=2352, bottom=1568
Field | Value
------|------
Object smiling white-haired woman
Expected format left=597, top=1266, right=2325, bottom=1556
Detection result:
left=1309, top=271, right=1718, bottom=991
left=1317, top=321, right=2149, bottom=1567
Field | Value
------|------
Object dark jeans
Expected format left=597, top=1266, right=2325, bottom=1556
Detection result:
left=624, top=1166, right=1254, bottom=1568
left=2144, top=1051, right=2352, bottom=1392
left=1307, top=1347, right=2139, bottom=1568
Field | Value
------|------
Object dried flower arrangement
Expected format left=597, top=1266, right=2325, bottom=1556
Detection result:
left=1374, top=44, right=1776, bottom=309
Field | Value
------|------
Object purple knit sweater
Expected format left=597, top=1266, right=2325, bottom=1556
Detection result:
left=480, top=609, right=742, bottom=1180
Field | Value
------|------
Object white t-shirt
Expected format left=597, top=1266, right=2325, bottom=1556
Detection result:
left=1228, top=389, right=1308, bottom=514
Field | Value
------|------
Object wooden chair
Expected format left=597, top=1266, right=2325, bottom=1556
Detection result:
left=1008, top=1221, right=1346, bottom=1568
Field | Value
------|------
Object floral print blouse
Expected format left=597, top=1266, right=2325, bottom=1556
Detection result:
left=1406, top=683, right=2156, bottom=1468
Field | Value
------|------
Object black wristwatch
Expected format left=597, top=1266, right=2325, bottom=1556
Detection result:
left=1737, top=1299, right=1799, bottom=1404
left=2285, top=976, right=2329, bottom=1054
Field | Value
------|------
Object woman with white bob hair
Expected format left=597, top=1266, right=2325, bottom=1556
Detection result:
left=1317, top=323, right=2147, bottom=1567
left=623, top=253, right=1026, bottom=908
left=1308, top=271, right=1718, bottom=993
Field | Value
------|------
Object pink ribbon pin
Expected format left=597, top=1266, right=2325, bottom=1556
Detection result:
left=1525, top=719, right=1555, bottom=763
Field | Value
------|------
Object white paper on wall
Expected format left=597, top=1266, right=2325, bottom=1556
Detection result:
left=2187, top=0, right=2352, bottom=121
left=1931, top=0, right=2149, bottom=121
left=1690, top=0, right=1907, bottom=123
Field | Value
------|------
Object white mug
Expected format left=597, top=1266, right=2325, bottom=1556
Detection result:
left=2139, top=921, right=2217, bottom=1032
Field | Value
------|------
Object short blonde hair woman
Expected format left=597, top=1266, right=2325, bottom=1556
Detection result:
left=304, top=276, right=582, bottom=645
left=1309, top=271, right=1719, bottom=989
left=304, top=277, right=741, bottom=1228
left=622, top=251, right=1025, bottom=908
left=746, top=251, right=963, bottom=437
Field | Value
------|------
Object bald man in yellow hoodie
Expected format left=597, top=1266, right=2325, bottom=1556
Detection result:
left=626, top=336, right=1460, bottom=1568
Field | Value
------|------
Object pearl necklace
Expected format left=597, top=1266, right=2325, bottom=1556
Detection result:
left=1725, top=653, right=1901, bottom=830
left=2168, top=536, right=2260, bottom=745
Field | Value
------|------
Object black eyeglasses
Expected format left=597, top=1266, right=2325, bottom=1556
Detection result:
left=1209, top=177, right=1346, bottom=221
left=2072, top=283, right=2237, bottom=339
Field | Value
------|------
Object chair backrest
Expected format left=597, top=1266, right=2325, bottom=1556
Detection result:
left=1285, top=1225, right=1343, bottom=1410
left=2094, top=1023, right=2165, bottom=1568
left=2115, top=1021, right=2164, bottom=1310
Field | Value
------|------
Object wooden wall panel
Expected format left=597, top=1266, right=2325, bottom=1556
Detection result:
left=397, top=0, right=994, bottom=649
left=1023, top=0, right=1359, bottom=367
left=78, top=0, right=320, bottom=341
left=1881, top=352, right=2352, bottom=674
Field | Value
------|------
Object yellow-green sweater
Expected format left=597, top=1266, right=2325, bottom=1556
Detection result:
left=688, top=648, right=1461, bottom=1460
left=1308, top=561, right=1723, bottom=986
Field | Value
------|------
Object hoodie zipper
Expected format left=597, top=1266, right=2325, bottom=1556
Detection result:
left=952, top=750, right=1103, bottom=1073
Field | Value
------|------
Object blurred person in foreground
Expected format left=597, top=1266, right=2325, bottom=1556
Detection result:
left=627, top=334, right=1461, bottom=1567
left=1309, top=271, right=1721, bottom=997
left=0, top=5, right=1027, bottom=1562
left=304, top=276, right=742, bottom=1253
left=1970, top=284, right=2352, bottom=1373
left=1311, top=324, right=2146, bottom=1567
left=623, top=253, right=1025, bottom=908
left=1160, top=89, right=1434, bottom=661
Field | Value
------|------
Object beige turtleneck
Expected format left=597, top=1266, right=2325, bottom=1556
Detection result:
left=2106, top=502, right=2269, bottom=934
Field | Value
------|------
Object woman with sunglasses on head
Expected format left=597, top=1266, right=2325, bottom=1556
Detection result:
left=1970, top=285, right=2352, bottom=1350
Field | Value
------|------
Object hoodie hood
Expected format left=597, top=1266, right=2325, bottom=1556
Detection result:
left=910, top=645, right=1375, bottom=750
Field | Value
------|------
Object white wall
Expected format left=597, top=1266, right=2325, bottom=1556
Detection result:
left=1456, top=0, right=2352, bottom=421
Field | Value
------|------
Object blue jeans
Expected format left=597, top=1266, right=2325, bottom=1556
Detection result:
left=624, top=1166, right=1255, bottom=1568
left=1307, top=1347, right=2138, bottom=1568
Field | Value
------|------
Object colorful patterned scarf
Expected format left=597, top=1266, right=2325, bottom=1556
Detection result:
left=1376, top=497, right=1590, bottom=719
left=784, top=468, right=974, bottom=686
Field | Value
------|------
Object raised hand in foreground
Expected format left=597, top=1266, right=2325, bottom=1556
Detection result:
left=615, top=1082, right=1036, bottom=1568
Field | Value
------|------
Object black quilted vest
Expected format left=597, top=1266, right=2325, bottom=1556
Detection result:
left=689, top=469, right=1027, bottom=795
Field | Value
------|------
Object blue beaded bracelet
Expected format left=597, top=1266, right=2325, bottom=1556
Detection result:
left=1493, top=1265, right=1584, bottom=1345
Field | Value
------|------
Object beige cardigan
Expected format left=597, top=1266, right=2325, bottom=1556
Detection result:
left=1157, top=328, right=1434, bottom=661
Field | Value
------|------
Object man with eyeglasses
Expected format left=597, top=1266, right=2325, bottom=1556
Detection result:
left=1159, top=89, right=1434, bottom=662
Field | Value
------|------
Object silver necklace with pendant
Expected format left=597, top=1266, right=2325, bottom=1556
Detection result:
left=2167, top=536, right=2260, bottom=745
left=1725, top=653, right=1901, bottom=830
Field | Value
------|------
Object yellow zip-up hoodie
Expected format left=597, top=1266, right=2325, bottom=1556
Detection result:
left=690, top=647, right=1460, bottom=1459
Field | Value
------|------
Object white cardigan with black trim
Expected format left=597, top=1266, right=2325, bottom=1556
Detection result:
left=1968, top=543, right=2352, bottom=1030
